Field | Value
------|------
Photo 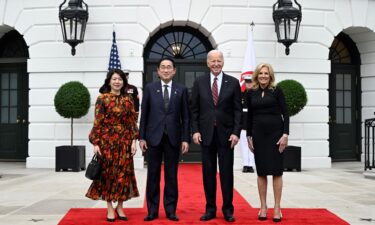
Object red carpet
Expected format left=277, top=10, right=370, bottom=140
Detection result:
left=59, top=164, right=349, bottom=224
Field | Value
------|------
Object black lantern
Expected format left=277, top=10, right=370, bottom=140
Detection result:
left=272, top=0, right=302, bottom=55
left=59, top=0, right=89, bottom=56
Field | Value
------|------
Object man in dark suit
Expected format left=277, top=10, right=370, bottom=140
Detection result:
left=191, top=50, right=242, bottom=222
left=139, top=58, right=190, bottom=222
left=124, top=71, right=139, bottom=114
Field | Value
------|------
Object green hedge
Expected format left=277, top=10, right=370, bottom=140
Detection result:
left=277, top=79, right=307, bottom=117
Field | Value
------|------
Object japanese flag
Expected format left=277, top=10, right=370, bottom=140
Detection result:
left=240, top=29, right=256, bottom=92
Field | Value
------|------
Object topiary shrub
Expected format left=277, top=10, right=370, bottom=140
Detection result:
left=54, top=81, right=90, bottom=146
left=277, top=79, right=307, bottom=117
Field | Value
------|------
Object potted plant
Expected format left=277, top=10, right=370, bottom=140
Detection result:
left=277, top=79, right=308, bottom=171
left=54, top=81, right=90, bottom=172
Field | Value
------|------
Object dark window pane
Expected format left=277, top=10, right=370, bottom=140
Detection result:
left=9, top=107, right=17, bottom=124
left=344, top=108, right=351, bottom=124
left=344, top=74, right=351, bottom=90
left=184, top=72, right=195, bottom=88
left=10, top=73, right=17, bottom=89
left=149, top=52, right=162, bottom=59
left=1, top=73, right=9, bottom=89
left=336, top=108, right=343, bottom=124
left=146, top=28, right=209, bottom=59
left=10, top=90, right=17, bottom=106
left=1, top=90, right=9, bottom=106
left=1, top=108, right=8, bottom=123
left=336, top=74, right=343, bottom=90
left=152, top=71, right=159, bottom=82
left=336, top=91, right=343, bottom=107
left=344, top=91, right=351, bottom=107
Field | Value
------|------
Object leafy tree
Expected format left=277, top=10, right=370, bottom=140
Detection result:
left=54, top=81, right=90, bottom=145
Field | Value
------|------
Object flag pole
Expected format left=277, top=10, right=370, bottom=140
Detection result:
left=239, top=21, right=257, bottom=92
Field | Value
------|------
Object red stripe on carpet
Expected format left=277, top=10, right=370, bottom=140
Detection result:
left=59, top=164, right=349, bottom=225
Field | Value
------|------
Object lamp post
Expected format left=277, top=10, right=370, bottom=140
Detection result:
left=59, top=0, right=89, bottom=56
left=272, top=0, right=302, bottom=55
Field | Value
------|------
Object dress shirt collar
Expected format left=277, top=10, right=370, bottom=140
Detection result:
left=210, top=72, right=223, bottom=82
left=161, top=80, right=172, bottom=87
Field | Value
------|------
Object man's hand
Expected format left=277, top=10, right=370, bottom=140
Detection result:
left=139, top=140, right=148, bottom=152
left=247, top=136, right=254, bottom=152
left=181, top=142, right=189, bottom=154
left=193, top=132, right=202, bottom=145
left=228, top=134, right=239, bottom=149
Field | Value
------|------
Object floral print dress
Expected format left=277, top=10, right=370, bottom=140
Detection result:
left=86, top=93, right=140, bottom=202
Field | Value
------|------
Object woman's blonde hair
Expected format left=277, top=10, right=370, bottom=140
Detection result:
left=252, top=63, right=276, bottom=90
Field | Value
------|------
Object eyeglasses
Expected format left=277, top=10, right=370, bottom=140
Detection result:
left=159, top=66, right=174, bottom=71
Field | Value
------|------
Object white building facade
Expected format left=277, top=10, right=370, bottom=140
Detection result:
left=0, top=0, right=374, bottom=170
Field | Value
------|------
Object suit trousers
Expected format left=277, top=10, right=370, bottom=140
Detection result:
left=201, top=128, right=234, bottom=216
left=146, top=133, right=180, bottom=215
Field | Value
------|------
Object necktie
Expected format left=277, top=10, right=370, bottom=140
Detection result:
left=163, top=84, right=169, bottom=111
left=212, top=77, right=218, bottom=105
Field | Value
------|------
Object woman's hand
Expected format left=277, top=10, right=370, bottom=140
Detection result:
left=93, top=145, right=101, bottom=155
left=277, top=134, right=288, bottom=153
left=247, top=136, right=254, bottom=152
left=131, top=140, right=137, bottom=156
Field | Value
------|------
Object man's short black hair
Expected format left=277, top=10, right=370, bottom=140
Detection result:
left=158, top=57, right=176, bottom=68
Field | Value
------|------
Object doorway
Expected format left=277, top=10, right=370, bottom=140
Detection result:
left=329, top=32, right=361, bottom=161
left=0, top=30, right=29, bottom=161
left=144, top=26, right=214, bottom=162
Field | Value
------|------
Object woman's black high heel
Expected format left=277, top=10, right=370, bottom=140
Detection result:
left=258, top=207, right=268, bottom=221
left=107, top=211, right=115, bottom=222
left=273, top=210, right=282, bottom=222
left=116, top=208, right=128, bottom=221
left=107, top=210, right=116, bottom=222
left=106, top=217, right=115, bottom=222
left=273, top=217, right=282, bottom=222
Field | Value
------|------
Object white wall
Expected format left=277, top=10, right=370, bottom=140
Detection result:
left=0, top=0, right=374, bottom=169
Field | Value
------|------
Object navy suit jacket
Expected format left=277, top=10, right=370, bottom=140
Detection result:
left=191, top=73, right=242, bottom=146
left=139, top=81, right=190, bottom=147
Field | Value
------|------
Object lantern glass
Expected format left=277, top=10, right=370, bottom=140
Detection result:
left=277, top=17, right=297, bottom=41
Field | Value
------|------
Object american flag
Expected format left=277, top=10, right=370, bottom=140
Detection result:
left=108, top=31, right=121, bottom=70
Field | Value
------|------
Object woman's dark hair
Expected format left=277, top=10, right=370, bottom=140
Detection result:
left=99, top=69, right=128, bottom=94
left=158, top=57, right=176, bottom=68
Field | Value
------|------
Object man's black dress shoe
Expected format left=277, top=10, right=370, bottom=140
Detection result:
left=224, top=215, right=235, bottom=222
left=248, top=166, right=254, bottom=173
left=200, top=213, right=216, bottom=221
left=166, top=213, right=179, bottom=221
left=144, top=213, right=158, bottom=221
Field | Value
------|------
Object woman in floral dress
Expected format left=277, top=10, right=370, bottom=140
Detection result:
left=86, top=69, right=139, bottom=222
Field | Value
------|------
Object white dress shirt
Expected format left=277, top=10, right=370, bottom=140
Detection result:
left=210, top=72, right=223, bottom=94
